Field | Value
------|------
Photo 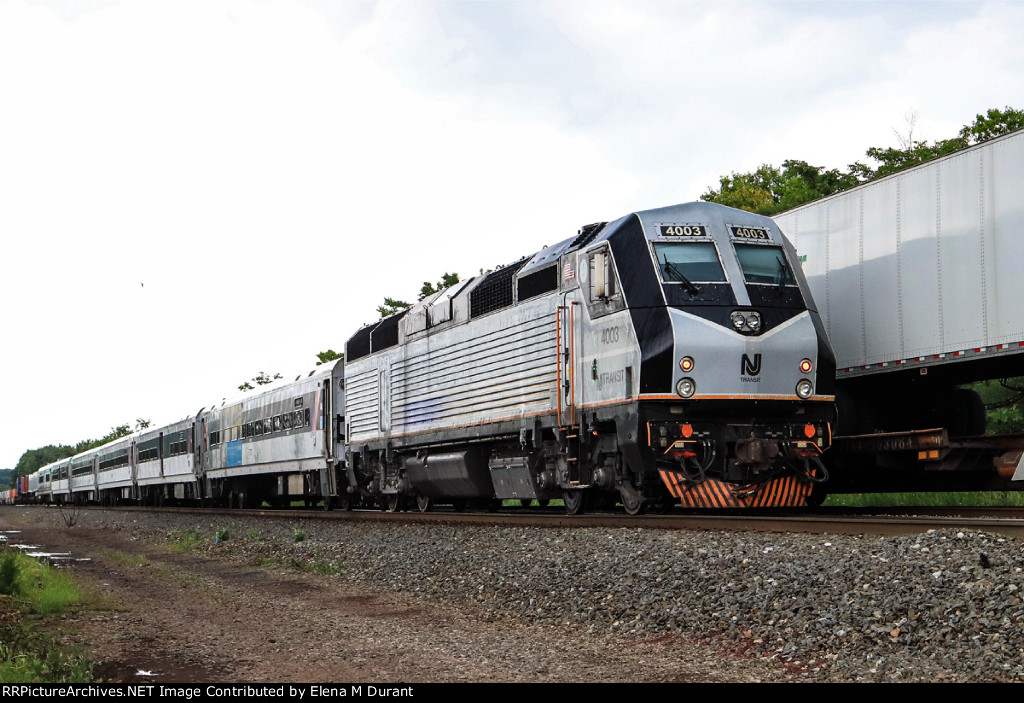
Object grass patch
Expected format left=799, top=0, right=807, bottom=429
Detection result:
left=824, top=491, right=1024, bottom=507
left=168, top=528, right=203, bottom=552
left=247, top=529, right=262, bottom=542
left=215, top=528, right=230, bottom=543
left=293, top=558, right=341, bottom=576
left=0, top=553, right=82, bottom=615
left=108, top=552, right=149, bottom=567
left=0, top=553, right=94, bottom=682
left=292, top=530, right=307, bottom=543
left=500, top=499, right=565, bottom=507
left=0, top=625, right=93, bottom=683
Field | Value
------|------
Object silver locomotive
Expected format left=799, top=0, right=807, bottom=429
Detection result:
left=342, top=201, right=835, bottom=512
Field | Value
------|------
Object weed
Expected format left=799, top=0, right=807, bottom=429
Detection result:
left=0, top=554, right=21, bottom=596
left=292, top=558, right=341, bottom=576
left=0, top=555, right=92, bottom=684
left=247, top=529, right=262, bottom=541
left=169, top=528, right=203, bottom=552
left=0, top=626, right=93, bottom=683
left=215, top=528, right=230, bottom=543
left=108, top=552, right=149, bottom=567
left=32, top=575, right=80, bottom=615
left=293, top=530, right=307, bottom=543
left=0, top=553, right=82, bottom=615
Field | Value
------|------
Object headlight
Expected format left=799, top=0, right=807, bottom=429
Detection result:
left=676, top=378, right=696, bottom=398
left=796, top=379, right=814, bottom=399
left=730, top=310, right=762, bottom=335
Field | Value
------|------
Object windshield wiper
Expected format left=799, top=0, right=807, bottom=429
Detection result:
left=775, top=255, right=792, bottom=293
left=662, top=255, right=702, bottom=296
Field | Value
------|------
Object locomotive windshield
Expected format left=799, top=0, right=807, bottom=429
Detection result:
left=734, top=243, right=796, bottom=286
left=652, top=242, right=726, bottom=284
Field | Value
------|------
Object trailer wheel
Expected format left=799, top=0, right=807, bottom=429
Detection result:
left=956, top=388, right=987, bottom=436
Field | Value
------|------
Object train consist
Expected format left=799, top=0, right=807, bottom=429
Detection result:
left=22, top=201, right=836, bottom=512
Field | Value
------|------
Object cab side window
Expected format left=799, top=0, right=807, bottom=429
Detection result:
left=583, top=246, right=625, bottom=318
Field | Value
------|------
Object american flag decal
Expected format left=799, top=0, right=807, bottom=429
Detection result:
left=563, top=260, right=574, bottom=280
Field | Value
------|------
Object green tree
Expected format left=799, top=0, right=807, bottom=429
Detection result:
left=958, top=106, right=1024, bottom=144
left=238, top=372, right=282, bottom=392
left=12, top=445, right=76, bottom=483
left=418, top=272, right=461, bottom=300
left=376, top=297, right=411, bottom=319
left=702, top=106, right=1024, bottom=215
left=702, top=160, right=860, bottom=216
left=315, top=349, right=343, bottom=366
left=11, top=417, right=151, bottom=484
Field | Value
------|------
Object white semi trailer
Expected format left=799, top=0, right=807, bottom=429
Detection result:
left=774, top=129, right=1024, bottom=440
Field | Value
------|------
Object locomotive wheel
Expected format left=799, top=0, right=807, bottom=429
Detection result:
left=338, top=491, right=352, bottom=511
left=563, top=490, right=585, bottom=515
left=536, top=499, right=549, bottom=508
left=648, top=500, right=671, bottom=515
left=621, top=493, right=645, bottom=516
left=519, top=499, right=532, bottom=507
left=386, top=494, right=401, bottom=512
left=416, top=495, right=431, bottom=513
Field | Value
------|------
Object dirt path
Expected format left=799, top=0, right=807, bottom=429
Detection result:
left=2, top=507, right=801, bottom=683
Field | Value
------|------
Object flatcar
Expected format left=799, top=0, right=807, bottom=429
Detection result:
left=22, top=201, right=835, bottom=512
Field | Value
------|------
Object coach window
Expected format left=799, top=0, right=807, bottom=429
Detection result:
left=273, top=415, right=281, bottom=432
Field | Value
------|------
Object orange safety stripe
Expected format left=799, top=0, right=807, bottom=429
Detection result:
left=661, top=472, right=812, bottom=508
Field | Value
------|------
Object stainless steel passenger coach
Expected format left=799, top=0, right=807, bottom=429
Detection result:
left=344, top=201, right=836, bottom=510
left=29, top=359, right=345, bottom=509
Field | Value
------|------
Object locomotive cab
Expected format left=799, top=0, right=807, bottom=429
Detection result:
left=585, top=203, right=836, bottom=508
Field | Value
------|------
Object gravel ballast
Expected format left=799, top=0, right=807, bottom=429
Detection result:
left=8, top=507, right=1024, bottom=683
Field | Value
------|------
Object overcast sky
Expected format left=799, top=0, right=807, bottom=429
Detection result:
left=2, top=0, right=1022, bottom=471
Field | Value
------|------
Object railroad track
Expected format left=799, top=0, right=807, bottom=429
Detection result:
left=38, top=503, right=1024, bottom=539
